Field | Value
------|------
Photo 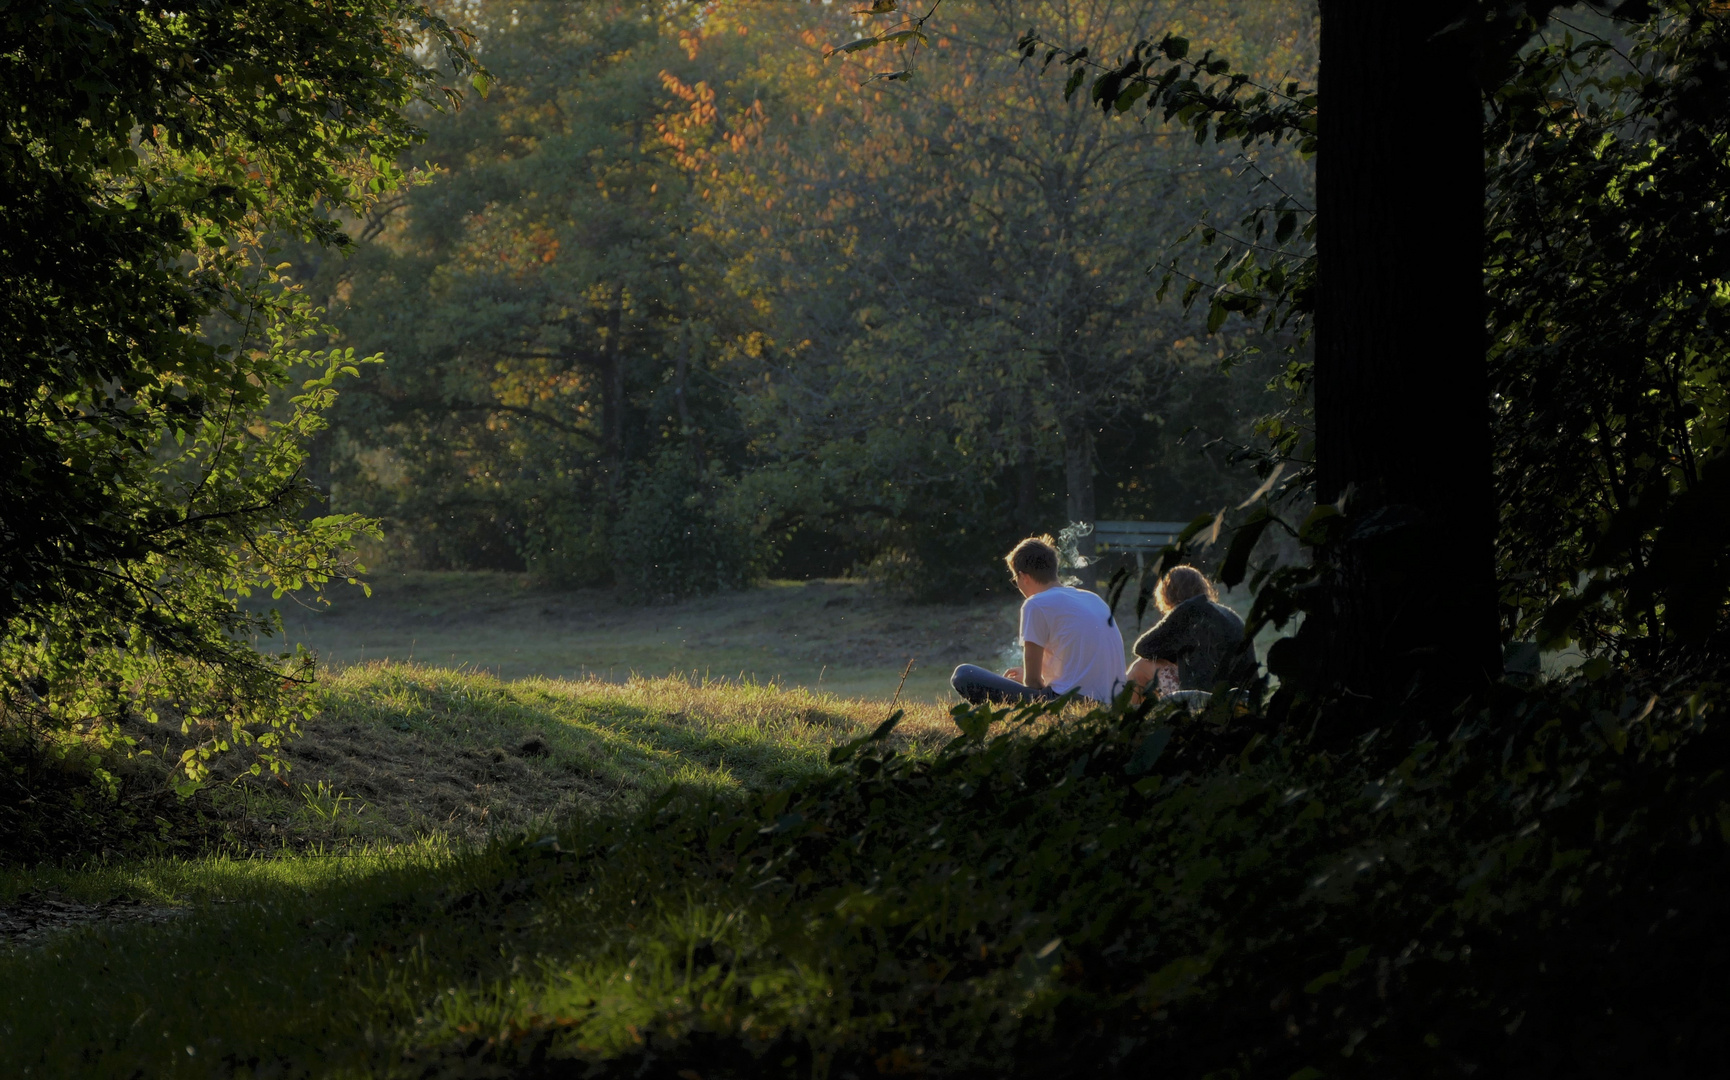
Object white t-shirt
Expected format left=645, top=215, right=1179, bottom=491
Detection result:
left=1019, top=585, right=1126, bottom=703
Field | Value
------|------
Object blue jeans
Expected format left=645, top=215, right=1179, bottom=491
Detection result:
left=950, top=664, right=1060, bottom=706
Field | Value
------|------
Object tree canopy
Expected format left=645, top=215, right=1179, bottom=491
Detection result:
left=318, top=0, right=1309, bottom=599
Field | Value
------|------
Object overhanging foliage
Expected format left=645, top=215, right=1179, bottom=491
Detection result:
left=0, top=0, right=482, bottom=784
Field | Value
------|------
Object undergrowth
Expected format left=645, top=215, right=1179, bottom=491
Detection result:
left=1, top=673, right=1724, bottom=1077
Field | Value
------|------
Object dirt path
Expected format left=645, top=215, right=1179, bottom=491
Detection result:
left=0, top=893, right=182, bottom=949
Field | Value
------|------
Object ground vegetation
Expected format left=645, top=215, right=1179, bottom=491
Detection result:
left=2, top=683, right=1722, bottom=1077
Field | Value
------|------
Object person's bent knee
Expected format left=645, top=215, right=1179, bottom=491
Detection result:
left=1125, top=656, right=1155, bottom=689
left=951, top=663, right=989, bottom=704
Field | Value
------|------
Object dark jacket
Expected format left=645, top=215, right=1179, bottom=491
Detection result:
left=1131, top=595, right=1254, bottom=690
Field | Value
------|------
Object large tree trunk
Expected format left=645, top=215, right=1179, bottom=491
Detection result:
left=1062, top=420, right=1097, bottom=592
left=673, top=333, right=704, bottom=472
left=1289, top=1, right=1500, bottom=712
left=1013, top=391, right=1041, bottom=536
left=598, top=300, right=626, bottom=509
left=301, top=428, right=331, bottom=520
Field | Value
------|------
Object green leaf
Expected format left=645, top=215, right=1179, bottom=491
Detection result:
left=1173, top=514, right=1211, bottom=543
left=830, top=709, right=904, bottom=763
left=1105, top=563, right=1133, bottom=616
left=1134, top=567, right=1159, bottom=627
left=1125, top=728, right=1171, bottom=775
left=829, top=37, right=881, bottom=56
left=878, top=29, right=929, bottom=47
left=1297, top=504, right=1343, bottom=546
left=1115, top=81, right=1149, bottom=112
left=1063, top=66, right=1086, bottom=100
left=1218, top=511, right=1274, bottom=589
left=953, top=706, right=991, bottom=740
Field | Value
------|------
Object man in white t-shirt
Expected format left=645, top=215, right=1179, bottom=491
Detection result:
left=950, top=535, right=1126, bottom=706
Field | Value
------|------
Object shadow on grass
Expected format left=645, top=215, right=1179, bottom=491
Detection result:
left=0, top=661, right=964, bottom=1076
left=0, top=838, right=502, bottom=1075
left=198, top=662, right=954, bottom=851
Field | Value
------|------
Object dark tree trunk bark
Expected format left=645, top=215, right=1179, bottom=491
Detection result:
left=1013, top=392, right=1041, bottom=536
left=1292, top=1, right=1500, bottom=711
left=599, top=301, right=626, bottom=508
left=674, top=333, right=704, bottom=472
left=301, top=428, right=331, bottom=520
left=1063, top=420, right=1097, bottom=592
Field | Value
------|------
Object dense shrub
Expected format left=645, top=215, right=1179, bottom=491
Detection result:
left=0, top=0, right=485, bottom=791
left=425, top=676, right=1727, bottom=1077
left=613, top=448, right=764, bottom=600
left=0, top=731, right=233, bottom=865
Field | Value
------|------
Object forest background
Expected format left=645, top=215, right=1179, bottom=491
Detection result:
left=302, top=0, right=1313, bottom=599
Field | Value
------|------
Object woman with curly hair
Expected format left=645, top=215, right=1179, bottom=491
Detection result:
left=1124, top=566, right=1255, bottom=702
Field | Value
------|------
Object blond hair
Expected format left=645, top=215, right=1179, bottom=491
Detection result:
left=1156, top=565, right=1217, bottom=614
left=1005, top=535, right=1060, bottom=584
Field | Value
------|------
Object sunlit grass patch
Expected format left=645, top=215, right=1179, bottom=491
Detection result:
left=0, top=694, right=1183, bottom=1078
left=0, top=668, right=968, bottom=1075
left=225, top=662, right=955, bottom=847
left=0, top=836, right=457, bottom=908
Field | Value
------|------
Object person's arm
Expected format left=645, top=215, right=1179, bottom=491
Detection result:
left=1014, top=598, right=1049, bottom=686
left=1022, top=641, right=1046, bottom=688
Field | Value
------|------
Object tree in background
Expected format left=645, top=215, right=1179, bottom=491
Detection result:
left=670, top=0, right=1311, bottom=593
left=323, top=0, right=1307, bottom=598
left=325, top=0, right=762, bottom=592
left=0, top=0, right=479, bottom=785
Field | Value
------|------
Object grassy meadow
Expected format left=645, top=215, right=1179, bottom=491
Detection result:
left=212, top=662, right=960, bottom=847
left=0, top=584, right=1695, bottom=1077
left=0, top=574, right=1259, bottom=1076
left=0, top=679, right=1136, bottom=1080
left=0, top=665, right=970, bottom=1076
left=252, top=572, right=1031, bottom=703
